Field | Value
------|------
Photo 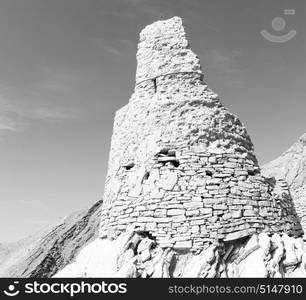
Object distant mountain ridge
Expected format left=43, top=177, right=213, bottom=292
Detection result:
left=262, top=133, right=306, bottom=192
left=0, top=200, right=102, bottom=277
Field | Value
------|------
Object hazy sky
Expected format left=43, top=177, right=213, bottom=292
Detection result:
left=0, top=0, right=305, bottom=242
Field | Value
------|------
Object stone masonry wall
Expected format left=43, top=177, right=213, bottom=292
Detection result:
left=99, top=17, right=303, bottom=251
left=293, top=187, right=306, bottom=240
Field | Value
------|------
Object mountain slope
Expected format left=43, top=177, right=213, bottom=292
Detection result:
left=0, top=199, right=102, bottom=278
left=262, top=133, right=306, bottom=192
left=262, top=133, right=306, bottom=239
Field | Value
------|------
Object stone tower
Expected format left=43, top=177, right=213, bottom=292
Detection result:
left=99, top=17, right=303, bottom=251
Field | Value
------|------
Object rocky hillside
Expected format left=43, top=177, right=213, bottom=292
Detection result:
left=0, top=200, right=102, bottom=278
left=262, top=133, right=306, bottom=192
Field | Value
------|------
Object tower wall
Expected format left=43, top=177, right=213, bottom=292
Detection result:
left=99, top=17, right=303, bottom=251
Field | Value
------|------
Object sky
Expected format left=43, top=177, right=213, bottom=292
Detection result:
left=0, top=0, right=305, bottom=242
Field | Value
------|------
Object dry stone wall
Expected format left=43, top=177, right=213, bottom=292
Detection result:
left=293, top=187, right=306, bottom=240
left=135, top=17, right=202, bottom=83
left=99, top=17, right=303, bottom=251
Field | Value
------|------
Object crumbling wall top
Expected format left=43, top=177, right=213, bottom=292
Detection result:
left=135, top=16, right=203, bottom=84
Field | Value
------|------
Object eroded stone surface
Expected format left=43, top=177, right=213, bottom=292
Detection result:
left=136, top=17, right=202, bottom=83
left=54, top=231, right=306, bottom=278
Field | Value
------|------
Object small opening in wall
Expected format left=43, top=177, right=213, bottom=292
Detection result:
left=123, top=162, right=135, bottom=170
left=143, top=171, right=150, bottom=181
left=157, top=148, right=169, bottom=155
left=137, top=230, right=156, bottom=243
left=247, top=170, right=255, bottom=176
left=205, top=170, right=213, bottom=176
left=153, top=78, right=157, bottom=93
left=171, top=160, right=180, bottom=167
left=156, top=149, right=180, bottom=167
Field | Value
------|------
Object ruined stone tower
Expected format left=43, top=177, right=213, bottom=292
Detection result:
left=99, top=17, right=303, bottom=251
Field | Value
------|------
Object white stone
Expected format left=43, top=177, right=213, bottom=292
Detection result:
left=237, top=247, right=267, bottom=277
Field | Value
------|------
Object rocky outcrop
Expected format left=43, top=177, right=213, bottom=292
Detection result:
left=55, top=230, right=306, bottom=278
left=0, top=200, right=102, bottom=278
